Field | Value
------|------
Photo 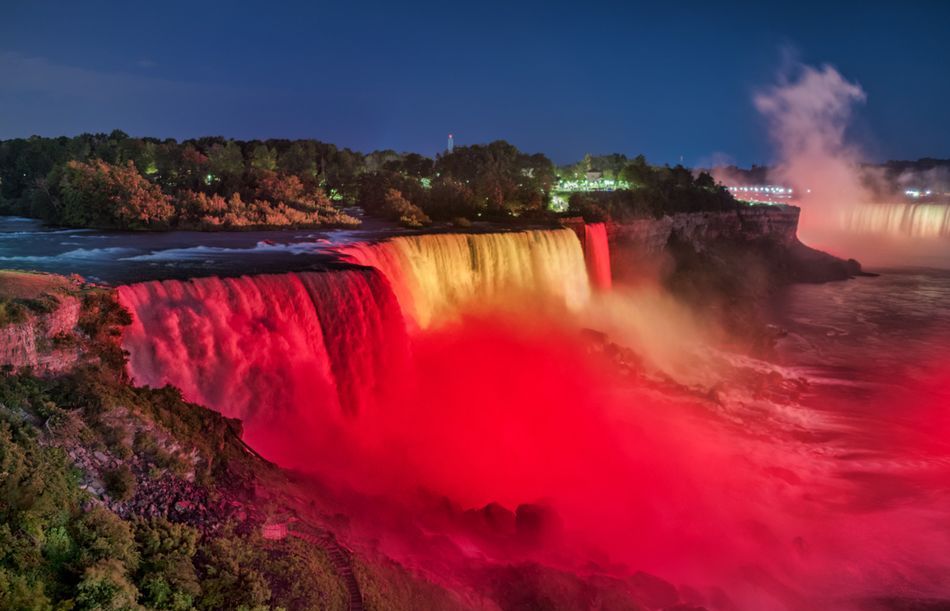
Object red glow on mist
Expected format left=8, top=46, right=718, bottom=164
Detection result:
left=118, top=266, right=950, bottom=608
left=349, top=314, right=805, bottom=583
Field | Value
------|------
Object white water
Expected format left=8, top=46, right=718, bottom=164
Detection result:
left=339, top=229, right=591, bottom=329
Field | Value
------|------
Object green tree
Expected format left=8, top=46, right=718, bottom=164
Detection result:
left=70, top=507, right=139, bottom=572
left=249, top=145, right=278, bottom=172
left=620, top=154, right=653, bottom=188
left=206, top=141, right=246, bottom=193
left=75, top=559, right=140, bottom=611
left=195, top=537, right=270, bottom=611
left=277, top=142, right=318, bottom=181
left=435, top=140, right=554, bottom=215
left=427, top=177, right=479, bottom=219
left=134, top=518, right=200, bottom=610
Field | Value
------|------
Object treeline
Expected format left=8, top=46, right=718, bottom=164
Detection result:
left=0, top=132, right=740, bottom=230
left=565, top=155, right=738, bottom=221
left=356, top=140, right=556, bottom=226
left=0, top=132, right=368, bottom=230
left=359, top=150, right=737, bottom=226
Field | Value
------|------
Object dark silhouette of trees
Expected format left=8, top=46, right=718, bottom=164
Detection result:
left=569, top=159, right=737, bottom=222
left=0, top=133, right=743, bottom=229
left=434, top=141, right=555, bottom=216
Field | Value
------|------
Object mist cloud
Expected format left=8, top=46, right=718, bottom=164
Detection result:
left=754, top=61, right=869, bottom=245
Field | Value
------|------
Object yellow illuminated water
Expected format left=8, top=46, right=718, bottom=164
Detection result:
left=340, top=229, right=591, bottom=328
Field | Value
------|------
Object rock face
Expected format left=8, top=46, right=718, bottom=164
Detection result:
left=570, top=205, right=863, bottom=284
left=606, top=205, right=799, bottom=256
left=0, top=295, right=82, bottom=373
left=565, top=205, right=808, bottom=284
left=564, top=204, right=865, bottom=348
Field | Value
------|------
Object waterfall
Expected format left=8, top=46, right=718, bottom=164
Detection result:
left=116, top=269, right=410, bottom=432
left=842, top=203, right=950, bottom=238
left=115, top=228, right=599, bottom=462
left=339, top=228, right=592, bottom=328
left=584, top=223, right=612, bottom=291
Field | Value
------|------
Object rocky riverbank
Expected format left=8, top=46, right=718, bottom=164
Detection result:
left=565, top=205, right=868, bottom=351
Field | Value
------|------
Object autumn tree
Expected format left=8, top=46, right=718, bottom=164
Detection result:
left=61, top=160, right=175, bottom=229
left=382, top=188, right=431, bottom=227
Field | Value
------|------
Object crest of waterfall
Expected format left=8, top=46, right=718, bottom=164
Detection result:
left=842, top=203, right=950, bottom=238
left=339, top=228, right=592, bottom=328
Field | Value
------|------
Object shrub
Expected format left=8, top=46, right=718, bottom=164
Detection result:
left=103, top=465, right=136, bottom=502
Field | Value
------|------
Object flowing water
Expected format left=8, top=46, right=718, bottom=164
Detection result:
left=842, top=203, right=950, bottom=239
left=585, top=222, right=613, bottom=291
left=801, top=202, right=950, bottom=268
left=339, top=228, right=590, bottom=328
left=116, top=269, right=411, bottom=463
left=8, top=214, right=950, bottom=608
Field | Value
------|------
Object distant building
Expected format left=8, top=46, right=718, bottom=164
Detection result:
left=447, top=133, right=454, bottom=153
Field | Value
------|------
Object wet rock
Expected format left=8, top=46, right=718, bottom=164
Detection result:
left=463, top=502, right=516, bottom=536
left=515, top=503, right=562, bottom=543
left=628, top=571, right=679, bottom=609
left=480, top=502, right=516, bottom=535
left=677, top=584, right=706, bottom=607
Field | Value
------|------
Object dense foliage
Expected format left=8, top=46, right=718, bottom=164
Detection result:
left=0, top=369, right=350, bottom=610
left=1, top=132, right=742, bottom=230
left=565, top=155, right=738, bottom=221
left=355, top=140, right=557, bottom=225
left=0, top=132, right=362, bottom=230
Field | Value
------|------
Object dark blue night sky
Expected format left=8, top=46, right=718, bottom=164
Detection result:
left=2, top=0, right=948, bottom=165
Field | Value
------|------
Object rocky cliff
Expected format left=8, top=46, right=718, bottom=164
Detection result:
left=563, top=204, right=863, bottom=285
left=563, top=204, right=866, bottom=348
left=0, top=272, right=85, bottom=373
left=605, top=204, right=801, bottom=256
left=0, top=271, right=128, bottom=373
left=0, top=296, right=83, bottom=372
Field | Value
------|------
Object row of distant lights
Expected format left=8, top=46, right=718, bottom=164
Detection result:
left=726, top=185, right=793, bottom=194
left=905, top=189, right=933, bottom=198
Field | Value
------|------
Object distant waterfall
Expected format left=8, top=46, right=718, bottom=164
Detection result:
left=842, top=203, right=950, bottom=238
left=116, top=270, right=410, bottom=432
left=584, top=223, right=612, bottom=291
left=339, top=228, right=592, bottom=328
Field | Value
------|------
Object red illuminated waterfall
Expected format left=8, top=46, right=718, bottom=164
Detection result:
left=584, top=223, right=612, bottom=290
left=112, top=228, right=950, bottom=607
left=116, top=269, right=409, bottom=463
left=115, top=229, right=598, bottom=460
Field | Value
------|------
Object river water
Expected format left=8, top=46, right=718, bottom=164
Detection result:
left=755, top=270, right=950, bottom=605
left=0, top=215, right=389, bottom=283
